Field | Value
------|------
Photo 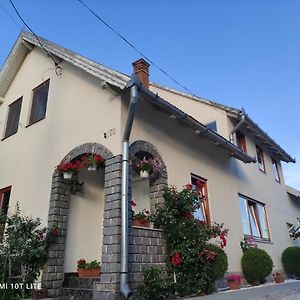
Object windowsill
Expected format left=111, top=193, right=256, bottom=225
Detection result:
left=26, top=116, right=46, bottom=128
left=244, top=235, right=272, bottom=244
left=1, top=131, right=18, bottom=141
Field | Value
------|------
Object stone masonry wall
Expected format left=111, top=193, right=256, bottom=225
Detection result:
left=129, top=227, right=167, bottom=290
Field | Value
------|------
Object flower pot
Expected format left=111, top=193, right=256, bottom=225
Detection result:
left=63, top=171, right=73, bottom=179
left=274, top=275, right=284, bottom=283
left=77, top=268, right=101, bottom=277
left=88, top=165, right=97, bottom=171
left=227, top=281, right=241, bottom=290
left=139, top=170, right=149, bottom=178
left=132, top=219, right=150, bottom=228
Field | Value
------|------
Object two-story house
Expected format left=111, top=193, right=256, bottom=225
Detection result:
left=0, top=32, right=299, bottom=299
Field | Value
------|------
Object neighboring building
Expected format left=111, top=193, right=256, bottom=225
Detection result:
left=0, top=32, right=299, bottom=299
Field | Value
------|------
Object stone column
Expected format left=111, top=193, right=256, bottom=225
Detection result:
left=94, top=155, right=123, bottom=300
left=42, top=173, right=71, bottom=297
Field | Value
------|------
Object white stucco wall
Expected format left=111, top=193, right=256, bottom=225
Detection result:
left=0, top=46, right=122, bottom=226
left=64, top=168, right=104, bottom=273
left=124, top=92, right=299, bottom=272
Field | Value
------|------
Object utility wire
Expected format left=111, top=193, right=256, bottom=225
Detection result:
left=9, top=0, right=59, bottom=68
left=0, top=2, right=21, bottom=29
left=77, top=0, right=194, bottom=96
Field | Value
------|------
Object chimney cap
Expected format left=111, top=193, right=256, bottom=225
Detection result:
left=132, top=58, right=150, bottom=68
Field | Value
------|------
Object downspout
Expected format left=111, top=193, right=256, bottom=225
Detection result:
left=120, top=76, right=138, bottom=299
left=229, top=112, right=246, bottom=143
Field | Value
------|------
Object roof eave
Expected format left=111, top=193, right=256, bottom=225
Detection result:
left=242, top=115, right=296, bottom=163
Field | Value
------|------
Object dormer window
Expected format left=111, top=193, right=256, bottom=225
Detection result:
left=28, top=79, right=50, bottom=126
left=256, top=145, right=266, bottom=173
left=236, top=131, right=247, bottom=153
left=272, top=159, right=280, bottom=182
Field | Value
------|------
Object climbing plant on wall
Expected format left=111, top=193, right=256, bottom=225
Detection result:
left=150, top=183, right=229, bottom=297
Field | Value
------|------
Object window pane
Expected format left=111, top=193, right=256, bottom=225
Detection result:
left=4, top=98, right=22, bottom=138
left=256, top=146, right=265, bottom=172
left=206, top=121, right=217, bottom=132
left=248, top=204, right=260, bottom=237
left=236, top=131, right=247, bottom=153
left=272, top=160, right=280, bottom=182
left=257, top=204, right=269, bottom=239
left=239, top=196, right=251, bottom=235
left=29, top=80, right=49, bottom=124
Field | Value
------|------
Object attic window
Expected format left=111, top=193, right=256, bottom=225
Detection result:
left=236, top=131, right=247, bottom=153
left=28, top=79, right=50, bottom=126
left=205, top=121, right=217, bottom=132
left=256, top=145, right=266, bottom=173
left=3, top=97, right=22, bottom=139
left=272, top=159, right=280, bottom=182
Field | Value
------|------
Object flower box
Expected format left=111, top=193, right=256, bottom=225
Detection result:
left=139, top=170, right=149, bottom=178
left=273, top=273, right=284, bottom=283
left=227, top=281, right=241, bottom=290
left=63, top=171, right=73, bottom=179
left=132, top=219, right=150, bottom=228
left=77, top=268, right=101, bottom=278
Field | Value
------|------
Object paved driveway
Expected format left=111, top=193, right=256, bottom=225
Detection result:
left=183, top=280, right=300, bottom=300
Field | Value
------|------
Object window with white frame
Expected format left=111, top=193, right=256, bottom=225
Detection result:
left=191, top=174, right=210, bottom=222
left=239, top=194, right=270, bottom=240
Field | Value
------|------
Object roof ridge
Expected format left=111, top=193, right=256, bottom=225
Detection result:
left=150, top=82, right=241, bottom=115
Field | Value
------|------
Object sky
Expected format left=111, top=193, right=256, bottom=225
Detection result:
left=0, top=0, right=299, bottom=189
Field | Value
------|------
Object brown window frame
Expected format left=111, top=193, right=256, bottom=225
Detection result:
left=28, top=79, right=50, bottom=126
left=236, top=131, right=247, bottom=153
left=191, top=174, right=210, bottom=223
left=256, top=145, right=266, bottom=173
left=3, top=97, right=22, bottom=140
left=0, top=186, right=11, bottom=241
left=272, top=158, right=280, bottom=183
left=239, top=194, right=270, bottom=241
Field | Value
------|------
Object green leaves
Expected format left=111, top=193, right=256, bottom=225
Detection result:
left=148, top=185, right=229, bottom=297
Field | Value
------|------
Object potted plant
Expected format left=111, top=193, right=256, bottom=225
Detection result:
left=227, top=274, right=243, bottom=290
left=133, top=157, right=162, bottom=178
left=56, top=161, right=82, bottom=179
left=77, top=259, right=101, bottom=277
left=132, top=209, right=151, bottom=228
left=82, top=154, right=104, bottom=171
left=273, top=272, right=284, bottom=283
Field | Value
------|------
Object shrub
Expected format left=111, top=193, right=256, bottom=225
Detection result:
left=241, top=248, right=273, bottom=285
left=207, top=244, right=228, bottom=280
left=137, top=267, right=175, bottom=300
left=0, top=205, right=53, bottom=299
left=282, top=247, right=300, bottom=279
left=148, top=184, right=229, bottom=297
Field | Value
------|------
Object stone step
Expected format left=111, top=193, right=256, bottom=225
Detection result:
left=62, top=287, right=93, bottom=300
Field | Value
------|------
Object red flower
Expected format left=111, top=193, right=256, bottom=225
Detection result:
left=185, top=183, right=193, bottom=190
left=171, top=252, right=183, bottom=267
left=131, top=200, right=137, bottom=207
left=196, top=180, right=205, bottom=189
left=50, top=228, right=58, bottom=237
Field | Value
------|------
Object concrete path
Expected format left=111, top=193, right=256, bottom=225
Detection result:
left=183, top=280, right=300, bottom=300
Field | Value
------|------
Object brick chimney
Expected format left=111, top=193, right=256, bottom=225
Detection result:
left=132, top=58, right=150, bottom=89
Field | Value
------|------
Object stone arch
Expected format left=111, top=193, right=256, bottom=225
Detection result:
left=129, top=140, right=168, bottom=210
left=42, top=142, right=115, bottom=297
